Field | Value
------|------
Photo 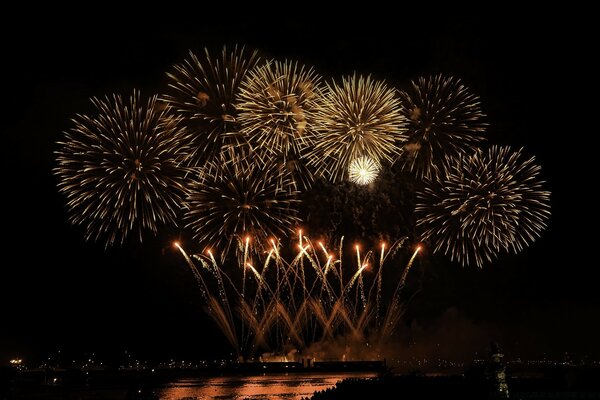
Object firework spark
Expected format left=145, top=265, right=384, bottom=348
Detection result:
left=55, top=91, right=188, bottom=246
left=397, top=74, right=487, bottom=179
left=348, top=156, right=381, bottom=185
left=416, top=146, right=551, bottom=267
left=310, top=74, right=407, bottom=183
left=236, top=60, right=324, bottom=189
left=161, top=45, right=260, bottom=166
left=176, top=234, right=417, bottom=357
left=184, top=157, right=301, bottom=257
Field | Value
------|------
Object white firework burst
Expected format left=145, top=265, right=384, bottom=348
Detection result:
left=348, top=156, right=381, bottom=185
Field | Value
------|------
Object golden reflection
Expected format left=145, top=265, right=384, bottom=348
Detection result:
left=157, top=373, right=373, bottom=400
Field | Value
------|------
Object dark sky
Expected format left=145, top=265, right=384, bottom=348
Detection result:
left=1, top=14, right=596, bottom=365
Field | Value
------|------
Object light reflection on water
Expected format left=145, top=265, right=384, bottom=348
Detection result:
left=156, top=372, right=373, bottom=400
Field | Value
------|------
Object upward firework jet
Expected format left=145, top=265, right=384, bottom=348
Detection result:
left=184, top=158, right=301, bottom=257
left=397, top=74, right=487, bottom=179
left=162, top=46, right=260, bottom=166
left=310, top=74, right=407, bottom=183
left=236, top=60, right=324, bottom=189
left=416, top=146, right=551, bottom=267
left=175, top=234, right=417, bottom=358
left=55, top=91, right=188, bottom=246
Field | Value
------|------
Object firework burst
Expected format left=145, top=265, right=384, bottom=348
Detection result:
left=184, top=157, right=301, bottom=256
left=161, top=45, right=260, bottom=166
left=397, top=74, right=487, bottom=179
left=310, top=74, right=407, bottom=183
left=348, top=156, right=381, bottom=185
left=236, top=60, right=324, bottom=188
left=55, top=91, right=188, bottom=246
left=416, top=146, right=551, bottom=267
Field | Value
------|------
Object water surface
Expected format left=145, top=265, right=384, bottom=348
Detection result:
left=157, top=372, right=374, bottom=399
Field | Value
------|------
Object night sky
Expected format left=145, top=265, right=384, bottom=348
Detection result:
left=2, top=14, right=596, bottom=365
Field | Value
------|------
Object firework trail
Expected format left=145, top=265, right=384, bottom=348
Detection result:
left=176, top=243, right=239, bottom=351
left=399, top=245, right=421, bottom=289
left=162, top=45, right=260, bottom=167
left=236, top=60, right=325, bottom=190
left=369, top=237, right=408, bottom=328
left=55, top=91, right=188, bottom=246
left=175, top=234, right=419, bottom=357
left=397, top=74, right=487, bottom=179
left=183, top=157, right=300, bottom=259
left=310, top=74, right=407, bottom=183
left=416, top=146, right=551, bottom=267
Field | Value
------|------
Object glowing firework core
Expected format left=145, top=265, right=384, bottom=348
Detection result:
left=348, top=156, right=380, bottom=185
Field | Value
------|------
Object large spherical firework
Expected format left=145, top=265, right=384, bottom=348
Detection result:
left=236, top=60, right=324, bottom=188
left=184, top=157, right=300, bottom=255
left=161, top=45, right=260, bottom=166
left=311, top=74, right=407, bottom=183
left=397, top=74, right=487, bottom=179
left=55, top=91, right=188, bottom=246
left=348, top=156, right=381, bottom=185
left=416, top=146, right=551, bottom=267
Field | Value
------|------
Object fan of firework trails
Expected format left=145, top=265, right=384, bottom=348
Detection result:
left=55, top=46, right=550, bottom=358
